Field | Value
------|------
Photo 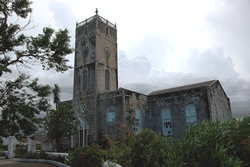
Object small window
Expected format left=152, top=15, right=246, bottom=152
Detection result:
left=136, top=108, right=141, bottom=134
left=162, top=108, right=172, bottom=136
left=84, top=26, right=88, bottom=34
left=82, top=70, right=87, bottom=91
left=185, top=104, right=197, bottom=128
left=105, top=26, right=109, bottom=35
left=105, top=69, right=110, bottom=90
left=81, top=106, right=86, bottom=113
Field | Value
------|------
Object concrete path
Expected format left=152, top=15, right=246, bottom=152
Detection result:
left=0, top=159, right=56, bottom=167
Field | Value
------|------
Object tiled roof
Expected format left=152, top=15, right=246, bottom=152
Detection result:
left=149, top=80, right=217, bottom=96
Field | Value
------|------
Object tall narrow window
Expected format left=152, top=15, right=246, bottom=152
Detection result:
left=136, top=108, right=141, bottom=134
left=107, top=107, right=115, bottom=136
left=105, top=69, right=110, bottom=90
left=214, top=104, right=218, bottom=116
left=82, top=70, right=87, bottom=91
left=162, top=108, right=172, bottom=136
left=185, top=104, right=197, bottom=128
left=84, top=26, right=88, bottom=34
left=105, top=26, right=109, bottom=35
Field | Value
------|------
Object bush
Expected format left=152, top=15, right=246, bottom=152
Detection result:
left=67, top=144, right=108, bottom=167
left=166, top=117, right=250, bottom=167
left=128, top=129, right=171, bottom=167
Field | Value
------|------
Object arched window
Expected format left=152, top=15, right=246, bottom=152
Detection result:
left=105, top=69, right=110, bottom=90
left=107, top=107, right=115, bottom=136
left=136, top=108, right=141, bottom=134
left=82, top=70, right=87, bottom=91
left=162, top=108, right=172, bottom=136
left=185, top=104, right=197, bottom=128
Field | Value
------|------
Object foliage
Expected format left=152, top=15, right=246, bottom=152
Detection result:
left=0, top=144, right=8, bottom=151
left=165, top=117, right=250, bottom=167
left=0, top=0, right=73, bottom=76
left=105, top=117, right=250, bottom=167
left=0, top=74, right=51, bottom=137
left=44, top=104, right=77, bottom=152
left=67, top=144, right=108, bottom=167
left=128, top=129, right=171, bottom=167
left=105, top=121, right=133, bottom=166
left=0, top=0, right=73, bottom=138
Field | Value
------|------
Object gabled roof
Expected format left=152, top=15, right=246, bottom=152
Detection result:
left=149, top=80, right=217, bottom=96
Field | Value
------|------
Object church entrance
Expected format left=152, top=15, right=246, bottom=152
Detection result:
left=78, top=121, right=89, bottom=147
left=79, top=129, right=88, bottom=147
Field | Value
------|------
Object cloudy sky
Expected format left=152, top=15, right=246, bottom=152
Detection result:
left=6, top=0, right=250, bottom=118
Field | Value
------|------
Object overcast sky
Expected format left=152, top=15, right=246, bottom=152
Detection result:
left=6, top=0, right=250, bottom=118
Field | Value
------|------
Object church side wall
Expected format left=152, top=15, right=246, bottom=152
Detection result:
left=97, top=90, right=123, bottom=141
left=148, top=87, right=210, bottom=139
left=208, top=82, right=231, bottom=121
left=123, top=90, right=148, bottom=132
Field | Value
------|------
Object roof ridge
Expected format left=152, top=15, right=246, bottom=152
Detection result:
left=149, top=80, right=217, bottom=96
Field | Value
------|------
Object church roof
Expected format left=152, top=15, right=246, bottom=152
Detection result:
left=149, top=80, right=217, bottom=96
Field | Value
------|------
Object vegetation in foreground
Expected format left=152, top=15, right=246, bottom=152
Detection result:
left=67, top=117, right=250, bottom=167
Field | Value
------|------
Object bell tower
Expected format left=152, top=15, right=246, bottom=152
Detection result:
left=73, top=10, right=118, bottom=144
left=73, top=9, right=118, bottom=98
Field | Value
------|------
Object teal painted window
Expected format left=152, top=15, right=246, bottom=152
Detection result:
left=185, top=104, right=197, bottom=128
left=162, top=108, right=172, bottom=136
left=107, top=107, right=115, bottom=135
left=136, top=108, right=141, bottom=134
left=82, top=70, right=87, bottom=91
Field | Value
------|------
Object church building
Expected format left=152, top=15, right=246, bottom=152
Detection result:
left=69, top=11, right=231, bottom=147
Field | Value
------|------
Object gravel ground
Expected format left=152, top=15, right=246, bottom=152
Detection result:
left=0, top=159, right=56, bottom=167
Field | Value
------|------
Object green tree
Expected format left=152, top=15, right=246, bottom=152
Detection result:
left=0, top=0, right=73, bottom=76
left=0, top=0, right=73, bottom=137
left=0, top=74, right=51, bottom=137
left=45, top=104, right=77, bottom=152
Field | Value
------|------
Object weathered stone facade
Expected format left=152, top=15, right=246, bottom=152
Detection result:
left=68, top=11, right=232, bottom=147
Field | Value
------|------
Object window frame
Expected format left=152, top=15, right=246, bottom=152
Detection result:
left=162, top=108, right=172, bottom=136
left=136, top=108, right=141, bottom=134
left=185, top=104, right=197, bottom=128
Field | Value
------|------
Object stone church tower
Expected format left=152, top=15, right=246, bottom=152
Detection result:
left=73, top=10, right=118, bottom=146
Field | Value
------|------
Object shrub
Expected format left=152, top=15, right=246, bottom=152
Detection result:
left=128, top=129, right=171, bottom=167
left=166, top=117, right=250, bottom=167
left=67, top=144, right=108, bottom=167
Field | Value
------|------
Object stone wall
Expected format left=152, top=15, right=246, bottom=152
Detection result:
left=208, top=82, right=231, bottom=121
left=148, top=87, right=210, bottom=139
